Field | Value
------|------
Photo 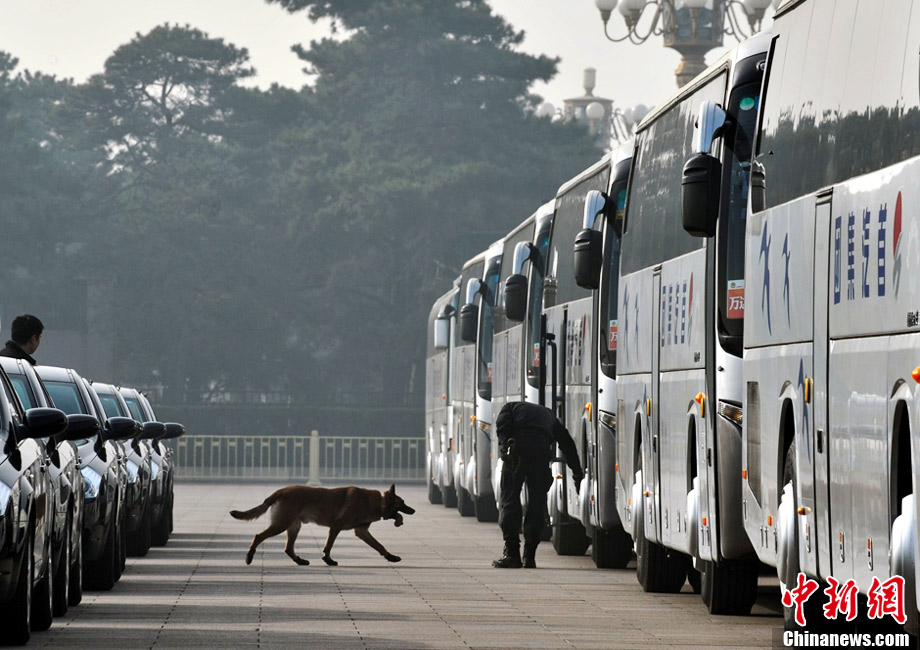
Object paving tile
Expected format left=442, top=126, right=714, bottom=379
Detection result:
left=28, top=482, right=784, bottom=649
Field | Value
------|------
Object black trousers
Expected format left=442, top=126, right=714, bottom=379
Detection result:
left=498, top=436, right=553, bottom=548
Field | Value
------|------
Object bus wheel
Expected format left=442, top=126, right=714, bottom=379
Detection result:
left=592, top=526, right=632, bottom=569
left=457, top=486, right=475, bottom=517
left=634, top=453, right=688, bottom=592
left=441, top=484, right=457, bottom=508
left=427, top=479, right=443, bottom=505
left=700, top=558, right=758, bottom=615
left=687, top=566, right=702, bottom=594
left=551, top=511, right=589, bottom=556
left=474, top=495, right=498, bottom=522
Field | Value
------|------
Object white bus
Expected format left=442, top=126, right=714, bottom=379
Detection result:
left=574, top=140, right=635, bottom=568
left=426, top=282, right=460, bottom=505
left=489, top=214, right=536, bottom=504
left=539, top=153, right=619, bottom=559
left=458, top=240, right=504, bottom=521
left=617, top=32, right=771, bottom=613
left=452, top=252, right=486, bottom=517
left=701, top=0, right=920, bottom=632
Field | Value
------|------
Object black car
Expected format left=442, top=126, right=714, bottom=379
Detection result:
left=119, top=387, right=183, bottom=546
left=89, top=382, right=153, bottom=558
left=0, top=364, right=67, bottom=645
left=1, top=358, right=94, bottom=617
left=34, top=366, right=136, bottom=592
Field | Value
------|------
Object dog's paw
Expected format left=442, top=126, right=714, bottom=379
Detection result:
left=385, top=554, right=401, bottom=563
left=295, top=557, right=310, bottom=566
left=322, top=555, right=338, bottom=567
left=245, top=549, right=255, bottom=566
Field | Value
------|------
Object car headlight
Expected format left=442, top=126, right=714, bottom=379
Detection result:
left=81, top=466, right=103, bottom=501
left=0, top=480, right=12, bottom=517
left=151, top=459, right=160, bottom=481
left=126, top=459, right=140, bottom=484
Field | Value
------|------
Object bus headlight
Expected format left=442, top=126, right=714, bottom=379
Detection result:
left=81, top=466, right=103, bottom=501
left=477, top=420, right=491, bottom=434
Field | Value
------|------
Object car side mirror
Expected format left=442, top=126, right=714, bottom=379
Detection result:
left=161, top=423, right=185, bottom=440
left=57, top=413, right=101, bottom=443
left=142, top=421, right=166, bottom=440
left=103, top=416, right=142, bottom=441
left=21, top=407, right=68, bottom=440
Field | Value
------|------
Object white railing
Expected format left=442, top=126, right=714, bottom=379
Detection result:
left=173, top=430, right=424, bottom=482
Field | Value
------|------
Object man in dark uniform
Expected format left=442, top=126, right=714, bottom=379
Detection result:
left=0, top=314, right=44, bottom=365
left=492, top=401, right=583, bottom=569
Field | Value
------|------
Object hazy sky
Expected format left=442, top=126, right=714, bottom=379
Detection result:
left=0, top=1, right=771, bottom=121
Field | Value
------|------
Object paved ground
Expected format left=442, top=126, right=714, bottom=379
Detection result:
left=30, top=482, right=784, bottom=649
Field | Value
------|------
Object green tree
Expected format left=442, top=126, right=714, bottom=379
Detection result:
left=265, top=0, right=601, bottom=404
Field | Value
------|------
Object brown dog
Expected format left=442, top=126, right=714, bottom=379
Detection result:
left=230, top=484, right=414, bottom=567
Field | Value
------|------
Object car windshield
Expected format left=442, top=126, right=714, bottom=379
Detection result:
left=44, top=380, right=88, bottom=415
left=8, top=375, right=37, bottom=409
left=98, top=393, right=124, bottom=419
left=123, top=397, right=145, bottom=422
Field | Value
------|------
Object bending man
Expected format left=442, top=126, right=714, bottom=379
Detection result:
left=492, top=401, right=583, bottom=569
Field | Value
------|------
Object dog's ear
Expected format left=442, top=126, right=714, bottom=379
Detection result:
left=388, top=484, right=396, bottom=495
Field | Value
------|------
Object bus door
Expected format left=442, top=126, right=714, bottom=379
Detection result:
left=812, top=194, right=832, bottom=580
left=650, top=269, right=663, bottom=541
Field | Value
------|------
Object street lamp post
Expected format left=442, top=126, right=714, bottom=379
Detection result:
left=536, top=68, right=648, bottom=151
left=594, top=0, right=775, bottom=87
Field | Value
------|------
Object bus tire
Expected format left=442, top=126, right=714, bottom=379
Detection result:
left=427, top=480, right=443, bottom=505
left=441, top=484, right=457, bottom=508
left=635, top=454, right=688, bottom=592
left=700, top=558, right=758, bottom=615
left=551, top=512, right=590, bottom=556
left=591, top=526, right=632, bottom=569
left=474, top=495, right=498, bottom=522
left=457, top=486, right=475, bottom=517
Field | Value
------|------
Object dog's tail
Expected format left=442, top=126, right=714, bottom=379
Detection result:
left=229, top=490, right=282, bottom=521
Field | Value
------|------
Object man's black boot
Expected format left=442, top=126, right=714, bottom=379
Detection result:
left=492, top=544, right=522, bottom=568
left=522, top=543, right=537, bottom=568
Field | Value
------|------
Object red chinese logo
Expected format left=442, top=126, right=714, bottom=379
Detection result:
left=823, top=577, right=858, bottom=622
left=867, top=575, right=906, bottom=625
left=782, top=573, right=820, bottom=626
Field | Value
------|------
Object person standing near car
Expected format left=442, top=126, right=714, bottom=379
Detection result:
left=0, top=314, right=44, bottom=365
left=492, top=401, right=583, bottom=569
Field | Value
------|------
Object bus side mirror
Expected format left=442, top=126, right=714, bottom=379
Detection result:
left=751, top=159, right=765, bottom=213
left=574, top=228, right=602, bottom=290
left=682, top=152, right=721, bottom=238
left=459, top=303, right=477, bottom=342
left=504, top=274, right=527, bottom=322
left=434, top=316, right=450, bottom=350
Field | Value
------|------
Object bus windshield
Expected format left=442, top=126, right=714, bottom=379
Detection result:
left=477, top=256, right=501, bottom=400
left=599, top=166, right=629, bottom=378
left=719, top=81, right=761, bottom=354
left=526, top=219, right=552, bottom=389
